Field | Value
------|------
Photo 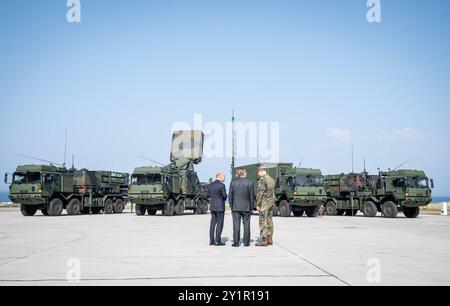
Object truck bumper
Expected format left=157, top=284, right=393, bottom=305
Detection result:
left=291, top=197, right=325, bottom=207
left=9, top=194, right=45, bottom=205
left=402, top=198, right=432, bottom=207
left=129, top=195, right=165, bottom=206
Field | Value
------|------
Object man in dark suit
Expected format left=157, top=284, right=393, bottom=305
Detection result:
left=207, top=172, right=227, bottom=246
left=229, top=169, right=254, bottom=247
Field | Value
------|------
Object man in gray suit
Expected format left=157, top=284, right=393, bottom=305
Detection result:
left=229, top=169, right=254, bottom=247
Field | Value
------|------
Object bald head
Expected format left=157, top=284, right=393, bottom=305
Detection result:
left=216, top=172, right=225, bottom=183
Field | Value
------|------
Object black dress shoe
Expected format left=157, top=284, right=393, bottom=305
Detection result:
left=244, top=244, right=250, bottom=247
left=215, top=242, right=225, bottom=246
left=232, top=244, right=239, bottom=247
left=210, top=242, right=215, bottom=246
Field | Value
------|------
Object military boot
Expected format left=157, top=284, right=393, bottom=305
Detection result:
left=256, top=237, right=268, bottom=247
left=267, top=235, right=273, bottom=246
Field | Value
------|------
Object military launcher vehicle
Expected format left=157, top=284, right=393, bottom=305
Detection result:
left=5, top=165, right=129, bottom=216
left=324, top=169, right=434, bottom=218
left=129, top=131, right=210, bottom=216
left=232, top=163, right=326, bottom=217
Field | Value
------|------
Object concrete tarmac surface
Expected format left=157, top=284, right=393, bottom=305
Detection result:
left=0, top=208, right=449, bottom=286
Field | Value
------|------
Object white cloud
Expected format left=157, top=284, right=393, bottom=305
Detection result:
left=327, top=128, right=352, bottom=143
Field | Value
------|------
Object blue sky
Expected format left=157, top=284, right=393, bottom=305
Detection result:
left=1, top=0, right=449, bottom=195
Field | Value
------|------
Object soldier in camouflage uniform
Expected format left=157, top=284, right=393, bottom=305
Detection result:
left=255, top=166, right=276, bottom=247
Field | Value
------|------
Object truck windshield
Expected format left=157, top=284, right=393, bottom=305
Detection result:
left=131, top=174, right=162, bottom=185
left=13, top=172, right=41, bottom=184
left=295, top=175, right=324, bottom=187
left=415, top=177, right=429, bottom=188
left=393, top=177, right=429, bottom=188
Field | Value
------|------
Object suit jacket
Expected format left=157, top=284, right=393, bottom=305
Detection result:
left=207, top=180, right=227, bottom=212
left=229, top=177, right=254, bottom=212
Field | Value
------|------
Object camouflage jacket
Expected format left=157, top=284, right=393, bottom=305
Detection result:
left=256, top=174, right=276, bottom=211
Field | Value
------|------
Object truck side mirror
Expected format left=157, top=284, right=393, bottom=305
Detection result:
left=4, top=173, right=8, bottom=184
left=430, top=179, right=434, bottom=189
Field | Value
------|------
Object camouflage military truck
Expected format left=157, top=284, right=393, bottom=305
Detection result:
left=324, top=169, right=434, bottom=218
left=4, top=165, right=129, bottom=216
left=232, top=163, right=326, bottom=217
left=129, top=130, right=209, bottom=216
left=324, top=172, right=377, bottom=217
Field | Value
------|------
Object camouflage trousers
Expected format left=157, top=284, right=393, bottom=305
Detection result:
left=259, top=207, right=274, bottom=238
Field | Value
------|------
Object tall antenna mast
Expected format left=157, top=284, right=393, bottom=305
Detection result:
left=64, top=125, right=67, bottom=167
left=231, top=110, right=235, bottom=176
left=298, top=157, right=303, bottom=168
left=351, top=131, right=354, bottom=173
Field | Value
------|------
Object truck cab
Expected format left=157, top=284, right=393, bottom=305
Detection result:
left=288, top=168, right=327, bottom=217
left=376, top=169, right=433, bottom=217
left=5, top=165, right=71, bottom=216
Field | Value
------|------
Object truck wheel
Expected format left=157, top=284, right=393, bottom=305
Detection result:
left=279, top=200, right=291, bottom=217
left=21, top=205, right=37, bottom=216
left=272, top=205, right=279, bottom=216
left=103, top=199, right=114, bottom=214
left=164, top=199, right=175, bottom=216
left=91, top=207, right=102, bottom=214
left=363, top=201, right=377, bottom=217
left=306, top=206, right=319, bottom=217
left=175, top=200, right=185, bottom=216
left=292, top=209, right=304, bottom=217
left=41, top=208, right=49, bottom=216
left=195, top=204, right=202, bottom=215
left=201, top=201, right=209, bottom=214
left=403, top=207, right=420, bottom=219
left=114, top=199, right=125, bottom=214
left=67, top=199, right=81, bottom=215
left=326, top=201, right=337, bottom=216
left=136, top=204, right=146, bottom=216
left=337, top=210, right=345, bottom=215
left=48, top=198, right=64, bottom=216
left=382, top=201, right=398, bottom=218
left=147, top=208, right=157, bottom=216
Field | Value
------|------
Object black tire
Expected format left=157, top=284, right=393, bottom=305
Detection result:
left=278, top=200, right=291, bottom=217
left=326, top=201, right=338, bottom=216
left=363, top=201, right=378, bottom=217
left=272, top=205, right=279, bottom=216
left=21, top=204, right=37, bottom=216
left=136, top=204, right=146, bottom=216
left=382, top=201, right=398, bottom=218
left=337, top=210, right=345, bottom=216
left=201, top=201, right=209, bottom=214
left=174, top=199, right=185, bottom=216
left=147, top=208, right=157, bottom=216
left=114, top=199, right=125, bottom=214
left=292, top=209, right=304, bottom=217
left=195, top=203, right=202, bottom=215
left=66, top=199, right=82, bottom=216
left=306, top=206, right=319, bottom=217
left=164, top=199, right=175, bottom=216
left=41, top=208, right=49, bottom=216
left=48, top=198, right=64, bottom=216
left=91, top=207, right=102, bottom=214
left=403, top=206, right=420, bottom=219
left=103, top=199, right=114, bottom=214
